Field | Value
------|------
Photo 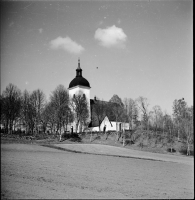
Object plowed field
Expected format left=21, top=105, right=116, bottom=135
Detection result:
left=1, top=144, right=194, bottom=199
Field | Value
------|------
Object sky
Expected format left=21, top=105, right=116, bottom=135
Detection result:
left=1, top=0, right=193, bottom=115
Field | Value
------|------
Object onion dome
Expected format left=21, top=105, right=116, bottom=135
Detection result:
left=69, top=59, right=90, bottom=89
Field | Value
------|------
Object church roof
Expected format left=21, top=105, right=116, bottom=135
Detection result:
left=69, top=77, right=90, bottom=89
left=88, top=98, right=118, bottom=128
left=69, top=59, right=90, bottom=89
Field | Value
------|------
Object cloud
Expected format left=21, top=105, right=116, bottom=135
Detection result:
left=50, top=36, right=84, bottom=54
left=94, top=25, right=127, bottom=48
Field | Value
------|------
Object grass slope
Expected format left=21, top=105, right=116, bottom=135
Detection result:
left=1, top=130, right=193, bottom=156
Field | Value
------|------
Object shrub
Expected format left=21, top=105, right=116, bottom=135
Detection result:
left=69, top=137, right=82, bottom=142
left=35, top=134, right=48, bottom=140
left=63, top=133, right=81, bottom=139
left=0, top=128, right=6, bottom=134
left=62, top=133, right=82, bottom=142
left=123, top=139, right=134, bottom=146
left=167, top=148, right=176, bottom=153
left=179, top=145, right=194, bottom=156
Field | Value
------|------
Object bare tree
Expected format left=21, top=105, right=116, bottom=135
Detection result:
left=41, top=102, right=56, bottom=134
left=123, top=98, right=138, bottom=131
left=21, top=89, right=36, bottom=134
left=21, top=90, right=29, bottom=133
left=165, top=115, right=175, bottom=153
left=58, top=104, right=74, bottom=132
left=109, top=94, right=124, bottom=141
left=182, top=106, right=193, bottom=155
left=173, top=98, right=187, bottom=141
left=30, top=89, right=46, bottom=134
left=173, top=98, right=193, bottom=155
left=136, top=96, right=150, bottom=131
left=70, top=92, right=89, bottom=133
left=135, top=96, right=151, bottom=146
left=91, top=97, right=106, bottom=132
left=151, top=105, right=163, bottom=134
left=1, top=83, right=22, bottom=134
left=50, top=85, right=71, bottom=135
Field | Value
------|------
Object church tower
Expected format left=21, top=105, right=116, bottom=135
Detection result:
left=68, top=59, right=91, bottom=131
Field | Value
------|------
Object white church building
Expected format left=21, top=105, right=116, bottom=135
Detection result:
left=68, top=59, right=130, bottom=133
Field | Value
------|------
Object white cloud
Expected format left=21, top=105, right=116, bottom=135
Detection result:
left=50, top=36, right=84, bottom=54
left=94, top=25, right=127, bottom=48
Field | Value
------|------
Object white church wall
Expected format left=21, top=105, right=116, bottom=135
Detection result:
left=91, top=117, right=130, bottom=132
left=67, top=120, right=87, bottom=133
left=69, top=85, right=90, bottom=111
left=69, top=85, right=90, bottom=100
left=91, top=126, right=99, bottom=132
left=100, top=116, right=115, bottom=131
left=91, top=117, right=114, bottom=132
left=69, top=85, right=91, bottom=133
left=123, top=122, right=130, bottom=130
left=110, top=122, right=130, bottom=131
left=91, top=116, right=114, bottom=132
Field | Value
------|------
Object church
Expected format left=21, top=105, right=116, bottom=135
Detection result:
left=68, top=59, right=130, bottom=133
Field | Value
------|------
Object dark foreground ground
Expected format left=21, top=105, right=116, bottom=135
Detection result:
left=1, top=143, right=194, bottom=199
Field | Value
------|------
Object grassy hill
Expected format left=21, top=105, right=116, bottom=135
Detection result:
left=1, top=130, right=193, bottom=156
left=78, top=130, right=193, bottom=156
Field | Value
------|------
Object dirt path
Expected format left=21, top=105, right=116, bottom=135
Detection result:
left=1, top=144, right=194, bottom=199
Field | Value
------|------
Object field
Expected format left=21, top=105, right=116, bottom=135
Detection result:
left=1, top=141, right=194, bottom=199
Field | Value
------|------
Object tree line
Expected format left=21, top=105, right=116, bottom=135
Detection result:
left=0, top=83, right=89, bottom=135
left=0, top=83, right=193, bottom=155
left=91, top=95, right=193, bottom=155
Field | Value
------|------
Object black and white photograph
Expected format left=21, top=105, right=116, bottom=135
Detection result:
left=1, top=0, right=193, bottom=199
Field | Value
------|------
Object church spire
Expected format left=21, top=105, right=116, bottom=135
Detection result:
left=78, top=58, right=81, bottom=69
left=76, top=58, right=82, bottom=77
